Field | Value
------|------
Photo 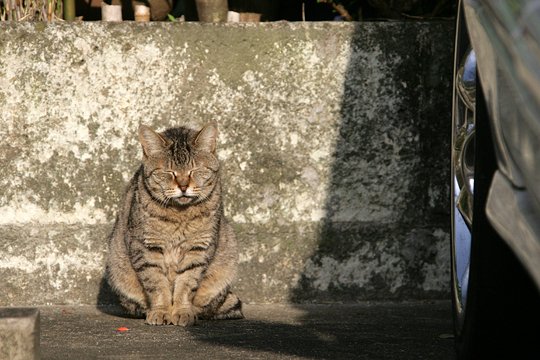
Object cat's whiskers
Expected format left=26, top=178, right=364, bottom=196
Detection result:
left=158, top=193, right=172, bottom=208
left=195, top=188, right=212, bottom=202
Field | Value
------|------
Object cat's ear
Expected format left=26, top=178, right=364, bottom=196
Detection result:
left=193, top=122, right=218, bottom=154
left=138, top=124, right=170, bottom=158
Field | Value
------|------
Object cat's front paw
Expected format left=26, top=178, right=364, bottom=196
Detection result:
left=145, top=308, right=169, bottom=325
left=170, top=306, right=197, bottom=326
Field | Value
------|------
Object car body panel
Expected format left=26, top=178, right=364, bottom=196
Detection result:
left=487, top=171, right=540, bottom=289
left=463, top=0, right=540, bottom=288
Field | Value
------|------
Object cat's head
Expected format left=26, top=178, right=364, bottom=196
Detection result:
left=138, top=123, right=220, bottom=207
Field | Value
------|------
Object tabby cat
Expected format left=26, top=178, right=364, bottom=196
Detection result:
left=106, top=123, right=243, bottom=326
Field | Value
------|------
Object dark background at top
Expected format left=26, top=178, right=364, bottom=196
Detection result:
left=227, top=0, right=456, bottom=21
left=81, top=0, right=457, bottom=22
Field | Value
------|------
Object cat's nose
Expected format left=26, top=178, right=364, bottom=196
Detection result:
left=176, top=178, right=189, bottom=192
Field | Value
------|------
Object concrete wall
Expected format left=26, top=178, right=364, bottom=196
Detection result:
left=0, top=21, right=453, bottom=305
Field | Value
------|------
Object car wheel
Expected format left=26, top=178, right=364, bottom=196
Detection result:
left=451, top=3, right=540, bottom=359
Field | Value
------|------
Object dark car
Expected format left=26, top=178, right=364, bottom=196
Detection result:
left=451, top=0, right=540, bottom=358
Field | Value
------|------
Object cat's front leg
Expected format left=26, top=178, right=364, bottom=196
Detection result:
left=170, top=252, right=208, bottom=326
left=131, top=246, right=172, bottom=325
left=170, top=270, right=204, bottom=326
left=142, top=278, right=173, bottom=325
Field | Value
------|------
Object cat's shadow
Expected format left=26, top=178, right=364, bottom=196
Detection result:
left=96, top=277, right=143, bottom=319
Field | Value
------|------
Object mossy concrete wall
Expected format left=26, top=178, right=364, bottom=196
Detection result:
left=0, top=22, right=453, bottom=305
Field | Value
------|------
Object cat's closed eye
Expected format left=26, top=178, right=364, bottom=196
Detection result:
left=192, top=168, right=213, bottom=183
left=152, top=170, right=175, bottom=181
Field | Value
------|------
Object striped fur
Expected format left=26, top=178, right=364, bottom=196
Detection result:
left=106, top=123, right=243, bottom=326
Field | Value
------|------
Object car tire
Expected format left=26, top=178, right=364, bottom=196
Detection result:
left=451, top=4, right=540, bottom=358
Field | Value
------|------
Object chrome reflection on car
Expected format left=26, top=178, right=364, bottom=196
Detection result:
left=452, top=48, right=476, bottom=326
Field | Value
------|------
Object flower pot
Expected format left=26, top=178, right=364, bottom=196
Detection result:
left=101, top=2, right=122, bottom=21
left=195, top=0, right=227, bottom=22
left=239, top=12, right=261, bottom=22
left=134, top=4, right=150, bottom=21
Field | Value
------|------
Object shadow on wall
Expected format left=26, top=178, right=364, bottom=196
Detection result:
left=290, top=22, right=453, bottom=303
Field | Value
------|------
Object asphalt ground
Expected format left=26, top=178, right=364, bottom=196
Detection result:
left=39, top=302, right=455, bottom=360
